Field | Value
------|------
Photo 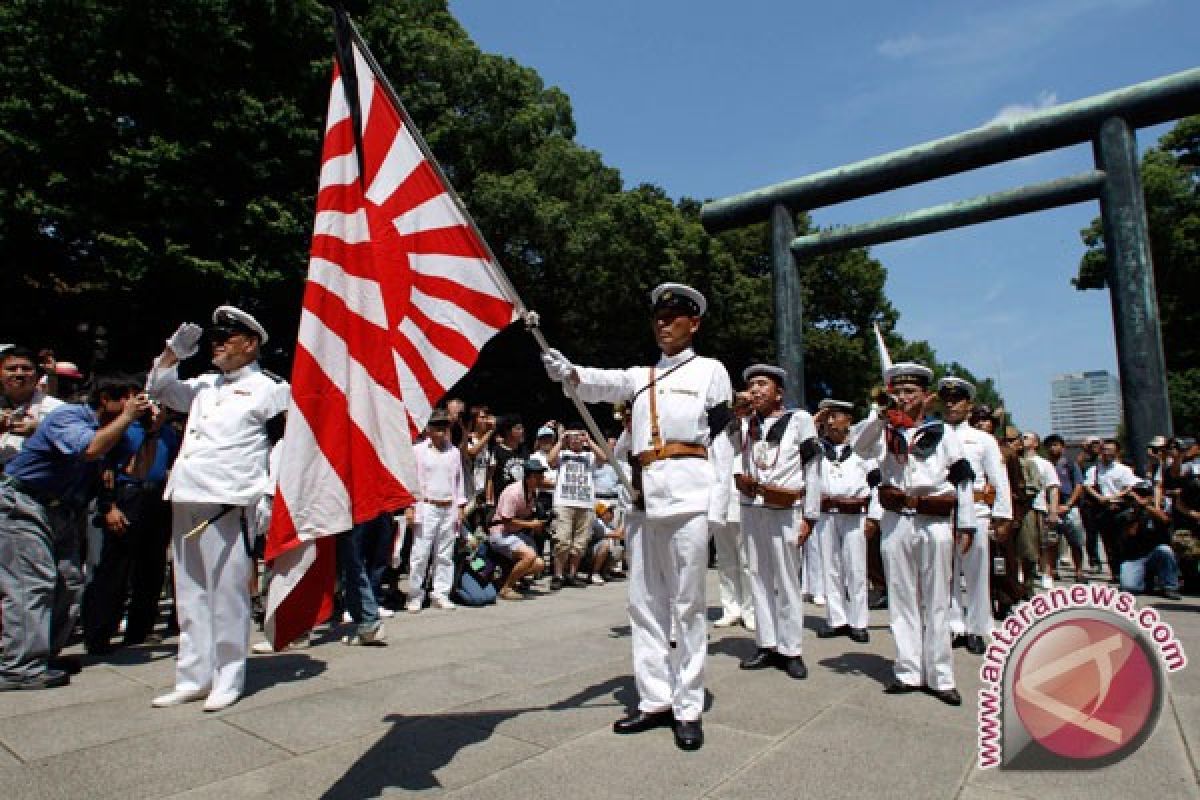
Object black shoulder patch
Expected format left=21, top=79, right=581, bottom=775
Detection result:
left=799, top=436, right=820, bottom=464
left=261, top=368, right=286, bottom=383
left=948, top=457, right=975, bottom=487
left=707, top=401, right=733, bottom=441
left=866, top=467, right=882, bottom=489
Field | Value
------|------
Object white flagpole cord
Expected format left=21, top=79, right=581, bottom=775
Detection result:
left=344, top=16, right=635, bottom=498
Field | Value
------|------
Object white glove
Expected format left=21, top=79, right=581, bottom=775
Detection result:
left=541, top=348, right=574, bottom=383
left=166, top=322, right=204, bottom=359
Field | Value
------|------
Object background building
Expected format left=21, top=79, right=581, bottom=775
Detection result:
left=1050, top=371, right=1122, bottom=443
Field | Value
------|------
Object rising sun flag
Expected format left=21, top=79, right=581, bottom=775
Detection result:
left=263, top=12, right=517, bottom=648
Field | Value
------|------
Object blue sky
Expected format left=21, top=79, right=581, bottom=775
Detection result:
left=448, top=0, right=1197, bottom=432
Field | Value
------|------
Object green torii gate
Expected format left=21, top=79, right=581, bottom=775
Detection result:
left=700, top=67, right=1200, bottom=474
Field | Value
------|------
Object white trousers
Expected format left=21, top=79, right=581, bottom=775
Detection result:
left=626, top=511, right=708, bottom=721
left=408, top=503, right=458, bottom=605
left=743, top=507, right=805, bottom=657
left=171, top=502, right=253, bottom=699
left=948, top=511, right=992, bottom=637
left=880, top=512, right=955, bottom=691
left=800, top=510, right=824, bottom=600
left=710, top=520, right=752, bottom=619
left=817, top=512, right=868, bottom=630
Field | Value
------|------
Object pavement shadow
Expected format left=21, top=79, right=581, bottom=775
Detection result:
left=609, top=624, right=631, bottom=638
left=708, top=634, right=758, bottom=663
left=84, top=641, right=177, bottom=666
left=242, top=652, right=328, bottom=699
left=319, top=675, right=633, bottom=798
left=1150, top=601, right=1198, bottom=613
left=816, top=651, right=893, bottom=687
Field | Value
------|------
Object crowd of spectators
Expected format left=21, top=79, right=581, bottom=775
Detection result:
left=1, top=337, right=1195, bottom=689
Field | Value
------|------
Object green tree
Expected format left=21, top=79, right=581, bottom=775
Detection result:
left=1074, top=116, right=1200, bottom=433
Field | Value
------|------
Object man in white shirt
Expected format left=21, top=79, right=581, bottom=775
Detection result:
left=542, top=282, right=732, bottom=751
left=147, top=306, right=290, bottom=711
left=732, top=365, right=822, bottom=680
left=1021, top=432, right=1061, bottom=590
left=1084, top=439, right=1140, bottom=580
left=407, top=409, right=467, bottom=612
left=708, top=391, right=755, bottom=631
left=938, top=378, right=1011, bottom=655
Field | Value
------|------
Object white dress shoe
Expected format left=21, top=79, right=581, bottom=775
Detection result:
left=743, top=612, right=757, bottom=632
left=152, top=687, right=209, bottom=708
left=431, top=595, right=457, bottom=610
left=203, top=691, right=241, bottom=712
left=712, top=613, right=741, bottom=628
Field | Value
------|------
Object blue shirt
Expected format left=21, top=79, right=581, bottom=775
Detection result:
left=1055, top=456, right=1084, bottom=500
left=4, top=404, right=100, bottom=504
left=109, top=422, right=181, bottom=486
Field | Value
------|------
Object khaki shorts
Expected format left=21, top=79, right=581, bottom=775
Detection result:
left=1017, top=510, right=1042, bottom=563
left=552, top=506, right=594, bottom=558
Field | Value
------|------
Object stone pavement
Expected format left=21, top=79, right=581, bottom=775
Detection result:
left=0, top=573, right=1197, bottom=800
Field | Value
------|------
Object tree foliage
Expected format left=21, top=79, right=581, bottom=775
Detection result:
left=0, top=0, right=1001, bottom=426
left=1074, top=116, right=1200, bottom=433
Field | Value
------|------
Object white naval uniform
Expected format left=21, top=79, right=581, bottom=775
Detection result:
left=409, top=439, right=466, bottom=606
left=815, top=441, right=876, bottom=631
left=709, top=427, right=753, bottom=625
left=149, top=361, right=290, bottom=702
left=945, top=421, right=1011, bottom=639
left=733, top=411, right=822, bottom=658
left=573, top=347, right=731, bottom=721
left=852, top=415, right=976, bottom=691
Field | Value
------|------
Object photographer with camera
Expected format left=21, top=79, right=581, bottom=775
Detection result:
left=82, top=389, right=181, bottom=654
left=1117, top=480, right=1182, bottom=600
left=1, top=375, right=151, bottom=689
left=488, top=459, right=549, bottom=601
left=0, top=346, right=64, bottom=468
left=548, top=426, right=606, bottom=589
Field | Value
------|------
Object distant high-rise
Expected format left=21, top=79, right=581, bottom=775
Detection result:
left=1049, top=371, right=1122, bottom=443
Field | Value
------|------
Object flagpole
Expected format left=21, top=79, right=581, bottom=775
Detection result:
left=339, top=11, right=636, bottom=498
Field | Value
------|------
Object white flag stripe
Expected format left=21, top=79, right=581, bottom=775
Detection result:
left=391, top=192, right=462, bottom=236
left=365, top=124, right=426, bottom=207
left=318, top=152, right=360, bottom=190
left=391, top=352, right=433, bottom=426
left=397, top=317, right=469, bottom=391
left=326, top=75, right=351, bottom=132
left=308, top=257, right=389, bottom=329
left=352, top=46, right=376, bottom=136
left=408, top=253, right=509, bottom=302
left=410, top=286, right=503, bottom=350
left=314, top=209, right=371, bottom=244
left=275, top=398, right=352, bottom=538
left=298, top=310, right=417, bottom=488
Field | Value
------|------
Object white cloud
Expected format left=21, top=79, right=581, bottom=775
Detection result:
left=987, top=90, right=1059, bottom=125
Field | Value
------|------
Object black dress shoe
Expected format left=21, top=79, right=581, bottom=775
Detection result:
left=613, top=709, right=674, bottom=734
left=883, top=680, right=921, bottom=694
left=817, top=624, right=850, bottom=639
left=48, top=655, right=83, bottom=675
left=739, top=648, right=777, bottom=670
left=674, top=719, right=704, bottom=751
left=784, top=655, right=808, bottom=680
left=965, top=635, right=986, bottom=656
left=928, top=687, right=963, bottom=706
left=951, top=634, right=968, bottom=649
left=848, top=627, right=869, bottom=644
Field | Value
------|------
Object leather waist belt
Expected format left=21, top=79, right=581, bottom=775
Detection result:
left=637, top=442, right=708, bottom=468
left=422, top=498, right=455, bottom=508
left=734, top=474, right=805, bottom=509
left=973, top=485, right=996, bottom=507
left=878, top=485, right=956, bottom=517
left=821, top=496, right=868, bottom=514
left=0, top=473, right=62, bottom=509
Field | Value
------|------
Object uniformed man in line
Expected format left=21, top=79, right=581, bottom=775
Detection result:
left=147, top=306, right=290, bottom=711
left=938, top=377, right=1012, bottom=656
left=732, top=365, right=822, bottom=680
left=851, top=362, right=976, bottom=706
left=542, top=283, right=732, bottom=751
left=812, top=398, right=876, bottom=643
left=708, top=390, right=755, bottom=632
